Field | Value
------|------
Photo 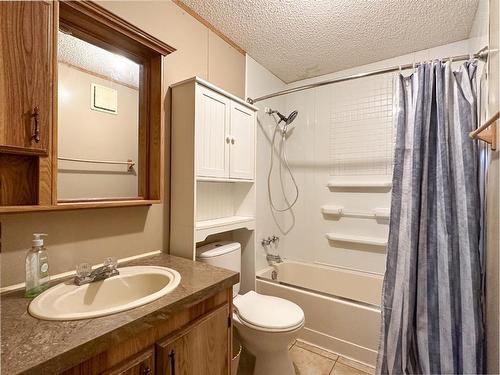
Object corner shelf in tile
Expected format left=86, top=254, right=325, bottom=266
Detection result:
left=325, top=233, right=387, bottom=247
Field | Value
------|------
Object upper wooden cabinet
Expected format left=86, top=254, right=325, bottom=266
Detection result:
left=0, top=1, right=54, bottom=155
left=0, top=1, right=175, bottom=213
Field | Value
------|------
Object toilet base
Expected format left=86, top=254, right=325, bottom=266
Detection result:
left=253, top=348, right=295, bottom=375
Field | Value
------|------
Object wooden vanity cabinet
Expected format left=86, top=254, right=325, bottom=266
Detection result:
left=62, top=290, right=232, bottom=375
left=156, top=305, right=230, bottom=375
left=0, top=1, right=54, bottom=155
left=103, top=348, right=154, bottom=375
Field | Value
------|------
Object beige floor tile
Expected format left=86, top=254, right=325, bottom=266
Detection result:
left=336, top=357, right=375, bottom=375
left=330, top=362, right=369, bottom=375
left=295, top=340, right=339, bottom=361
left=291, top=345, right=336, bottom=375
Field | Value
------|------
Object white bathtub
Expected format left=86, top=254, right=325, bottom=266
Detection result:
left=256, top=260, right=382, bottom=366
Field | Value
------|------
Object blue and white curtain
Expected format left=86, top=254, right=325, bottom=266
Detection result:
left=377, top=61, right=484, bottom=374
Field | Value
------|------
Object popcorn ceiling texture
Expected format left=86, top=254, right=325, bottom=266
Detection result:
left=182, top=0, right=479, bottom=83
left=58, top=31, right=140, bottom=88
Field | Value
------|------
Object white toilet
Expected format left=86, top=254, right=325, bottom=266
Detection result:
left=196, top=241, right=304, bottom=375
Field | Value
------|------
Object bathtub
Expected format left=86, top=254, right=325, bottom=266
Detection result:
left=256, top=260, right=383, bottom=366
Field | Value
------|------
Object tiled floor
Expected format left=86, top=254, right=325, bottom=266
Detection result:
left=237, top=339, right=375, bottom=375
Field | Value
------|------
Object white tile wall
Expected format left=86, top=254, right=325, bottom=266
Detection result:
left=250, top=37, right=487, bottom=277
left=329, top=74, right=395, bottom=176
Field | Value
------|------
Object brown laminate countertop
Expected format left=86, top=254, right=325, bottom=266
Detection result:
left=1, top=253, right=239, bottom=375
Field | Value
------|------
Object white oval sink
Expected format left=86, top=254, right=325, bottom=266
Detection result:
left=29, top=266, right=181, bottom=321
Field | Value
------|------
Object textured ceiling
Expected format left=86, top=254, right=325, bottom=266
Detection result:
left=181, top=0, right=480, bottom=83
left=58, top=31, right=140, bottom=88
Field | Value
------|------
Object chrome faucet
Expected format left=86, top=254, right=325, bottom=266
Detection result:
left=261, top=235, right=280, bottom=247
left=74, top=257, right=119, bottom=286
left=266, top=254, right=283, bottom=263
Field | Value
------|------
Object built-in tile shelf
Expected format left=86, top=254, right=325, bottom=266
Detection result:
left=321, top=205, right=390, bottom=219
left=196, top=216, right=255, bottom=242
left=327, top=180, right=392, bottom=188
left=325, top=233, right=388, bottom=247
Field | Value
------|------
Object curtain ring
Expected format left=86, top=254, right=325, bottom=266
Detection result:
left=398, top=65, right=402, bottom=75
left=412, top=61, right=416, bottom=74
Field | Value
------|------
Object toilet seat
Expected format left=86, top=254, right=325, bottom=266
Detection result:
left=233, top=291, right=304, bottom=332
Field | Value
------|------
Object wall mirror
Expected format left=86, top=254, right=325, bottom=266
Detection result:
left=0, top=1, right=175, bottom=213
left=57, top=31, right=141, bottom=201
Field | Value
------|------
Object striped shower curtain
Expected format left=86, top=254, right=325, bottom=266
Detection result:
left=376, top=61, right=484, bottom=374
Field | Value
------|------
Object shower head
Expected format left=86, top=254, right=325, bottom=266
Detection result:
left=268, top=108, right=299, bottom=125
left=284, top=110, right=298, bottom=125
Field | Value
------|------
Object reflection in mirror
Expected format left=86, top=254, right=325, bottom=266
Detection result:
left=57, top=31, right=140, bottom=201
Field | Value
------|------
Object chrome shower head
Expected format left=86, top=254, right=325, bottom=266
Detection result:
left=268, top=108, right=299, bottom=125
left=285, top=110, right=298, bottom=125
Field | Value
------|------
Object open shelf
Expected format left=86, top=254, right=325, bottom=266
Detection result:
left=327, top=180, right=392, bottom=188
left=197, top=176, right=254, bottom=183
left=196, top=216, right=255, bottom=242
left=325, top=233, right=388, bottom=247
left=321, top=205, right=390, bottom=219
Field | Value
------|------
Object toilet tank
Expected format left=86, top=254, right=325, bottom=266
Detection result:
left=196, top=241, right=241, bottom=297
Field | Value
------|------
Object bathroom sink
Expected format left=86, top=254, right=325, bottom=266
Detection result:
left=29, top=266, right=181, bottom=321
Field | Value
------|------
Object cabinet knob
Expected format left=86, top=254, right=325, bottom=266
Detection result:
left=231, top=137, right=235, bottom=145
left=31, top=106, right=40, bottom=143
left=226, top=136, right=231, bottom=144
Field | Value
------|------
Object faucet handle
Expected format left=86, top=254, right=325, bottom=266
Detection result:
left=104, top=257, right=118, bottom=269
left=76, top=263, right=91, bottom=278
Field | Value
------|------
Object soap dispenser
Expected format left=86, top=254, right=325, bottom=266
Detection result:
left=25, top=233, right=50, bottom=298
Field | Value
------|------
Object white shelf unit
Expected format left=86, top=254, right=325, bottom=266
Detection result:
left=170, top=77, right=258, bottom=263
left=325, top=233, right=388, bottom=247
left=196, top=216, right=255, bottom=242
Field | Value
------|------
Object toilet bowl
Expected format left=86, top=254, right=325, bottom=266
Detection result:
left=233, top=291, right=304, bottom=375
left=196, top=241, right=305, bottom=375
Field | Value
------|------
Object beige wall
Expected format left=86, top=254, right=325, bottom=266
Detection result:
left=58, top=63, right=139, bottom=200
left=0, top=0, right=246, bottom=287
left=486, top=0, right=500, bottom=372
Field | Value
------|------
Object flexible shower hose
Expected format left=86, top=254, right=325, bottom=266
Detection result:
left=267, top=116, right=299, bottom=212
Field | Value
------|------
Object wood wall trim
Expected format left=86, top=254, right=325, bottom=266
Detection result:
left=173, top=0, right=246, bottom=55
left=61, top=1, right=175, bottom=56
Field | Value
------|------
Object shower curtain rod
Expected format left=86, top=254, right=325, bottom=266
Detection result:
left=247, top=46, right=489, bottom=104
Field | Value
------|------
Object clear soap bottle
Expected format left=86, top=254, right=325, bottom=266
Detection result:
left=25, top=233, right=50, bottom=298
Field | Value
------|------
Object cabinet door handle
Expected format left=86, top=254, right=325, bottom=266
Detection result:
left=168, top=349, right=176, bottom=375
left=231, top=137, right=235, bottom=145
left=226, top=136, right=231, bottom=144
left=140, top=364, right=152, bottom=375
left=31, top=106, right=40, bottom=143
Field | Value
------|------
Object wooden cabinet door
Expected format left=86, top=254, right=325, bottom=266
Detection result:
left=103, top=347, right=154, bottom=375
left=0, top=1, right=53, bottom=155
left=195, top=85, right=231, bottom=178
left=229, top=102, right=255, bottom=180
left=156, top=306, right=230, bottom=375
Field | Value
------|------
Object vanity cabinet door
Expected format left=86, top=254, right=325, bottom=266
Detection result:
left=0, top=1, right=53, bottom=155
left=196, top=85, right=231, bottom=178
left=103, top=347, right=154, bottom=375
left=229, top=101, right=255, bottom=180
left=156, top=305, right=230, bottom=375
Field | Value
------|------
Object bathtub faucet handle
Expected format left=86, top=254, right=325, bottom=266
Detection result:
left=271, top=235, right=280, bottom=244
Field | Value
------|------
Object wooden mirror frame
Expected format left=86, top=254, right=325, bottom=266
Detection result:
left=0, top=1, right=175, bottom=213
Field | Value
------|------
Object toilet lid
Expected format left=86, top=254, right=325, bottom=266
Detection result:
left=233, top=291, right=304, bottom=331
